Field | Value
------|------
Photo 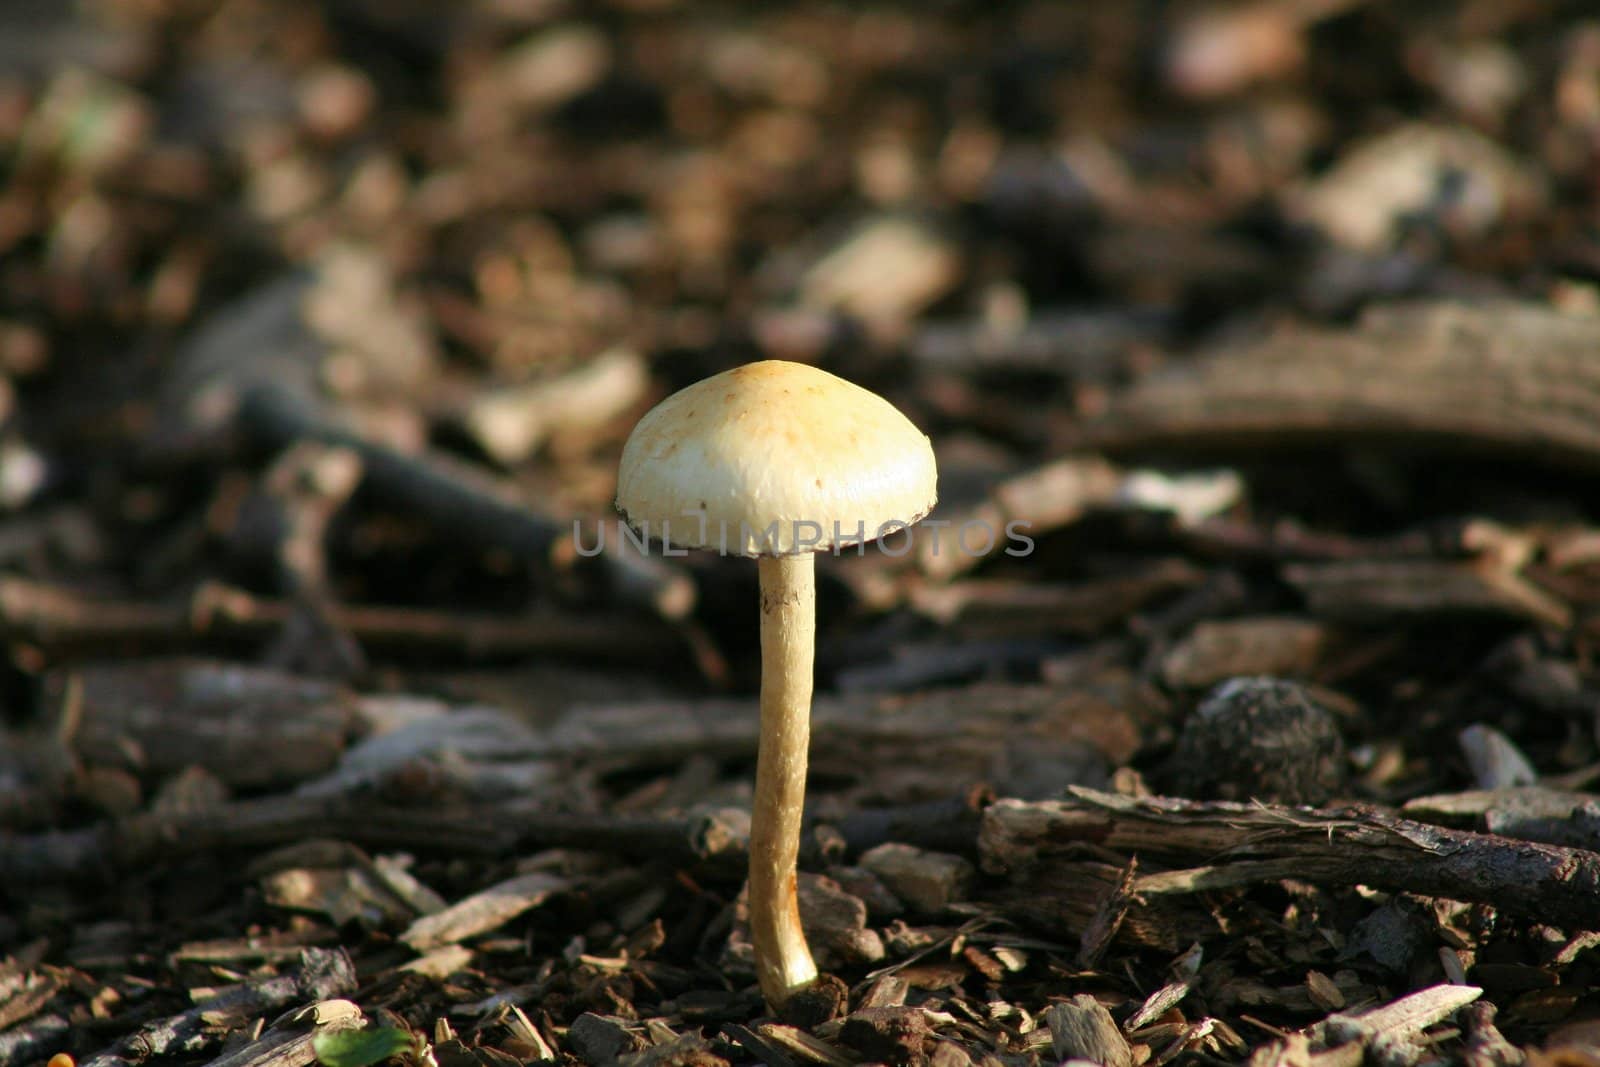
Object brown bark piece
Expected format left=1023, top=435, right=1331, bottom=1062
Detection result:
left=1, top=577, right=681, bottom=665
left=1074, top=301, right=1600, bottom=471
left=400, top=871, right=571, bottom=951
left=1159, top=617, right=1333, bottom=689
left=982, top=789, right=1600, bottom=931
left=1282, top=558, right=1570, bottom=628
left=839, top=1006, right=931, bottom=1067
left=62, top=659, right=352, bottom=789
left=795, top=875, right=886, bottom=968
left=201, top=999, right=367, bottom=1067
left=857, top=844, right=976, bottom=915
left=1045, top=995, right=1134, bottom=1067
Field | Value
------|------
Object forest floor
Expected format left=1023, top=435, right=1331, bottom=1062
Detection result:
left=3, top=2, right=1600, bottom=1065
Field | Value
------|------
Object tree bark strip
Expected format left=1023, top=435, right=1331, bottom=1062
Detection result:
left=982, top=788, right=1600, bottom=931
left=1070, top=301, right=1600, bottom=471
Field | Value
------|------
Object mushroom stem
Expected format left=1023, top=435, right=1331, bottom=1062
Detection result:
left=750, top=552, right=820, bottom=1008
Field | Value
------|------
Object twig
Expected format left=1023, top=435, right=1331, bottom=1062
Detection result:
left=0, top=1015, right=70, bottom=1067
left=0, top=795, right=757, bottom=885
left=78, top=948, right=355, bottom=1067
left=1, top=795, right=516, bottom=885
left=910, top=309, right=1174, bottom=378
left=0, top=576, right=684, bottom=664
left=238, top=383, right=695, bottom=620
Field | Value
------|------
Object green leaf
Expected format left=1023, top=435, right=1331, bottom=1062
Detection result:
left=313, top=1027, right=419, bottom=1067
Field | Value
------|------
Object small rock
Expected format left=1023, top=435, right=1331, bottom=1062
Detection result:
left=1459, top=723, right=1538, bottom=789
left=858, top=843, right=976, bottom=915
left=569, top=1013, right=645, bottom=1065
left=826, top=864, right=905, bottom=920
left=1344, top=897, right=1432, bottom=974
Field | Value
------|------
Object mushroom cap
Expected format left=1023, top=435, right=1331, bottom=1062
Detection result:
left=616, top=360, right=937, bottom=557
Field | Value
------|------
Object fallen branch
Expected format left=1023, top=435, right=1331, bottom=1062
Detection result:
left=0, top=1015, right=69, bottom=1067
left=1071, top=300, right=1600, bottom=471
left=0, top=795, right=754, bottom=886
left=982, top=788, right=1600, bottom=931
left=0, top=795, right=517, bottom=885
left=0, top=576, right=683, bottom=664
left=239, top=384, right=696, bottom=620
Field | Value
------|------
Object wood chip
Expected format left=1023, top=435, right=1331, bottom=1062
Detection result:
left=466, top=346, right=647, bottom=465
left=78, top=948, right=356, bottom=1067
left=400, top=871, right=571, bottom=951
left=1045, top=996, right=1133, bottom=1067
left=1313, top=983, right=1482, bottom=1049
left=202, top=998, right=367, bottom=1067
left=0, top=970, right=65, bottom=1033
left=838, top=1006, right=930, bottom=1067
left=1159, top=617, right=1334, bottom=689
left=754, top=1024, right=855, bottom=1067
left=399, top=945, right=474, bottom=979
left=1283, top=558, right=1570, bottom=628
left=60, top=659, right=353, bottom=789
left=859, top=844, right=976, bottom=915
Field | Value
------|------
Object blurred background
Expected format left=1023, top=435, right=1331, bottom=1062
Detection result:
left=3, top=0, right=1599, bottom=692
left=2, top=0, right=1599, bottom=695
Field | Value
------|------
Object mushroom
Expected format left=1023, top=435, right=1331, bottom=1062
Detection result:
left=616, top=360, right=937, bottom=1008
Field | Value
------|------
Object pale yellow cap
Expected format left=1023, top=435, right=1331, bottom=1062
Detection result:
left=616, top=360, right=938, bottom=557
